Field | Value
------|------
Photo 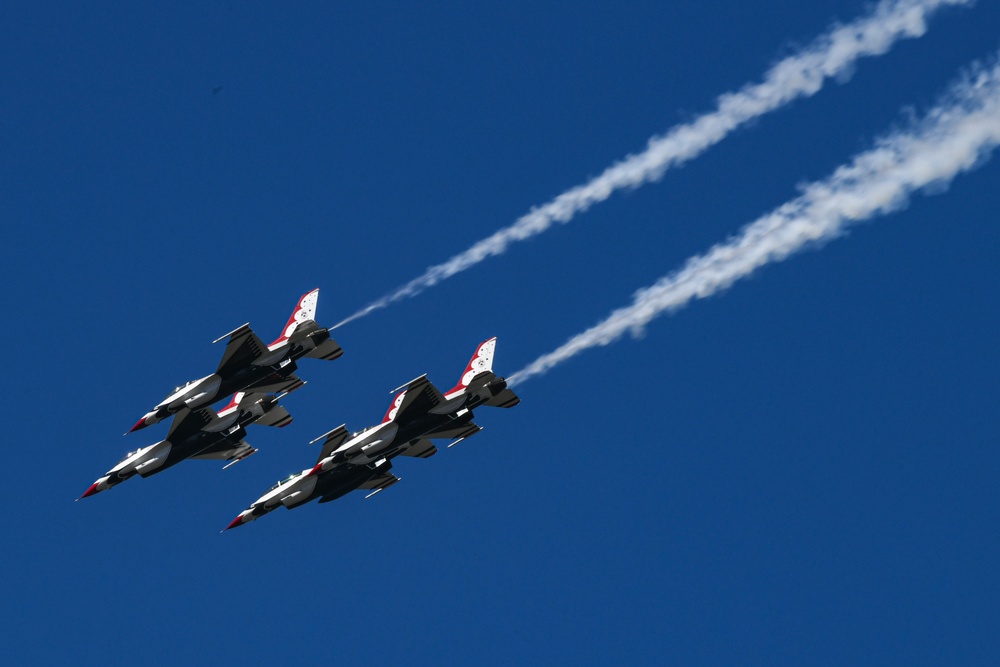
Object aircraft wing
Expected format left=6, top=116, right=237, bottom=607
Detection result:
left=214, top=324, right=268, bottom=377
left=392, top=375, right=447, bottom=424
left=399, top=438, right=437, bottom=458
left=245, top=374, right=304, bottom=395
left=191, top=440, right=256, bottom=466
left=424, top=422, right=481, bottom=443
left=359, top=470, right=400, bottom=496
left=165, top=407, right=215, bottom=442
left=310, top=425, right=351, bottom=464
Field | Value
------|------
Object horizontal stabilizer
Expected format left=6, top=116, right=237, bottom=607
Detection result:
left=304, top=337, right=343, bottom=361
left=463, top=370, right=519, bottom=408
left=400, top=438, right=437, bottom=459
left=256, top=404, right=292, bottom=428
left=465, top=370, right=497, bottom=393
left=485, top=388, right=520, bottom=408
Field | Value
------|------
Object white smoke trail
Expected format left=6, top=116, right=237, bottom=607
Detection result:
left=336, top=0, right=972, bottom=328
left=509, top=56, right=1000, bottom=386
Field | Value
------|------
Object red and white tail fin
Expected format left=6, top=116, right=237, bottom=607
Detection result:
left=217, top=392, right=244, bottom=418
left=445, top=337, right=497, bottom=396
left=382, top=389, right=407, bottom=424
left=269, top=288, right=320, bottom=348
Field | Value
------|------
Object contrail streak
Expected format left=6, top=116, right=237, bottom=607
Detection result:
left=509, top=55, right=1000, bottom=386
left=336, top=0, right=972, bottom=328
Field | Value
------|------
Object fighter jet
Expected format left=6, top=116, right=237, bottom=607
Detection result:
left=224, top=337, right=519, bottom=530
left=129, top=288, right=342, bottom=433
left=82, top=389, right=298, bottom=498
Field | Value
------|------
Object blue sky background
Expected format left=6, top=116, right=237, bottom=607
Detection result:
left=2, top=2, right=998, bottom=664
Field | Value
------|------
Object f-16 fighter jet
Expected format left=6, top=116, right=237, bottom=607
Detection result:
left=224, top=337, right=519, bottom=530
left=82, top=389, right=298, bottom=498
left=129, top=288, right=341, bottom=434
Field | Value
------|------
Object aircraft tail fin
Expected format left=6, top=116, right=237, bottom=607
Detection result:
left=445, top=337, right=519, bottom=408
left=216, top=392, right=242, bottom=417
left=445, top=337, right=497, bottom=396
left=383, top=389, right=407, bottom=424
left=268, top=288, right=319, bottom=348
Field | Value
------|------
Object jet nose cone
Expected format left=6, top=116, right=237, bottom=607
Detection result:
left=224, top=514, right=246, bottom=531
left=80, top=482, right=101, bottom=499
left=128, top=417, right=150, bottom=434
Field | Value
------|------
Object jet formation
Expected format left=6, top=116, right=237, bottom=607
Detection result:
left=128, top=288, right=341, bottom=433
left=81, top=289, right=340, bottom=497
left=80, top=289, right=520, bottom=530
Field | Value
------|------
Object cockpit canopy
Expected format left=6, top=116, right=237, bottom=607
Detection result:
left=172, top=379, right=198, bottom=395
left=118, top=449, right=141, bottom=463
left=267, top=474, right=299, bottom=493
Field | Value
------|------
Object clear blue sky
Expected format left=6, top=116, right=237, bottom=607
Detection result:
left=2, top=2, right=998, bottom=665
